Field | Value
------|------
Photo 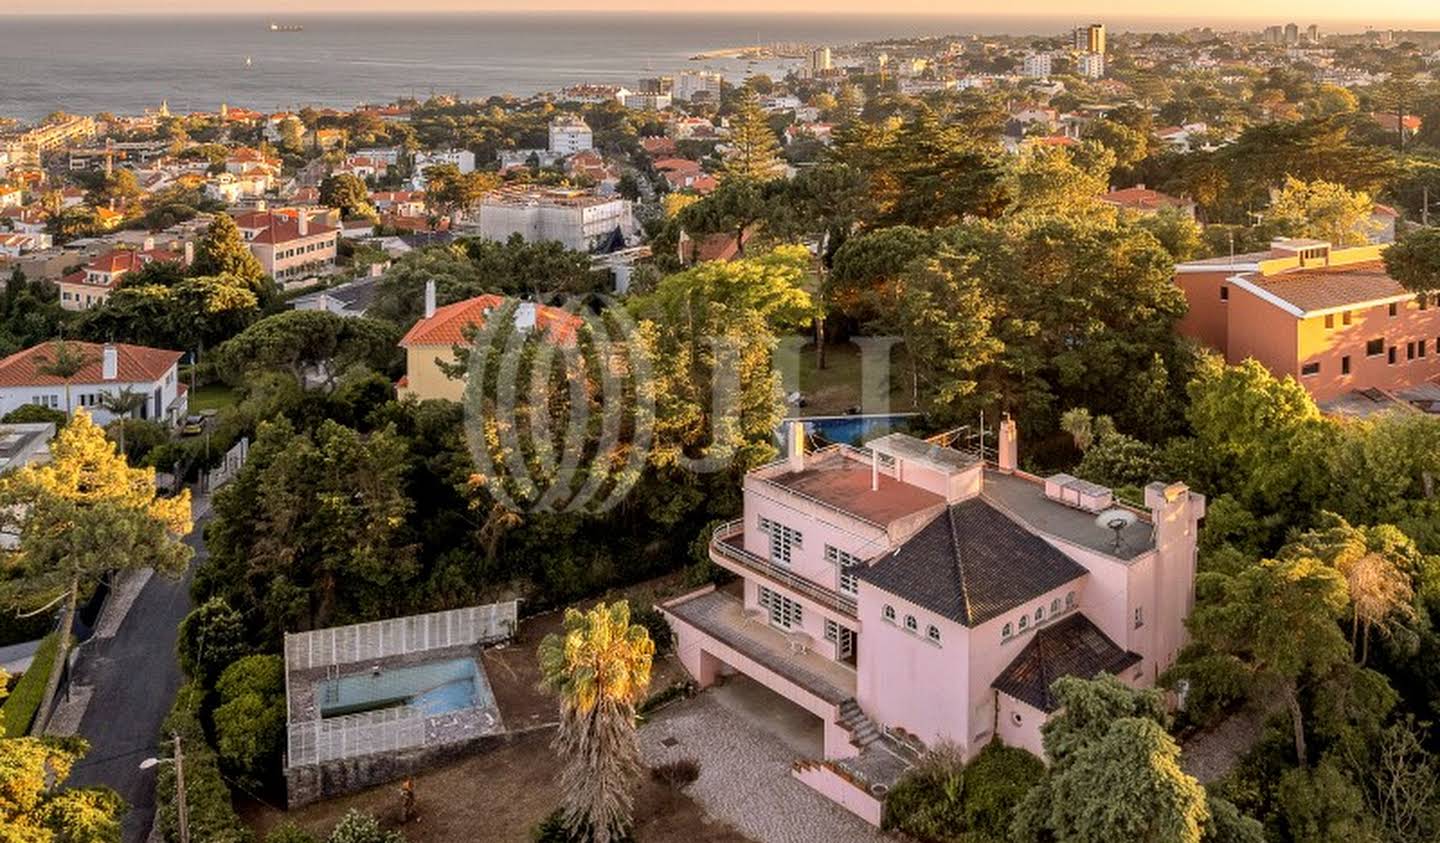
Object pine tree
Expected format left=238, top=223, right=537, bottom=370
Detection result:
left=0, top=411, right=193, bottom=733
left=722, top=88, right=783, bottom=183
left=191, top=213, right=265, bottom=287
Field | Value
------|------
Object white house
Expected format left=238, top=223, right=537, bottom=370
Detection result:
left=0, top=341, right=187, bottom=425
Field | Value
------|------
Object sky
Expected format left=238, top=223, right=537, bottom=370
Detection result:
left=10, top=2, right=1440, bottom=26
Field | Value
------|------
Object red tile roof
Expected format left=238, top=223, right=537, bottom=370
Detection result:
left=1101, top=186, right=1193, bottom=212
left=0, top=341, right=181, bottom=388
left=400, top=295, right=581, bottom=347
left=1247, top=260, right=1408, bottom=313
left=232, top=211, right=338, bottom=245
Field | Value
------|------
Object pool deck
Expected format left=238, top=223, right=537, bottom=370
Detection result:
left=286, top=642, right=505, bottom=768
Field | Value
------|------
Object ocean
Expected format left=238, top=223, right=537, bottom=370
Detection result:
left=0, top=13, right=1401, bottom=123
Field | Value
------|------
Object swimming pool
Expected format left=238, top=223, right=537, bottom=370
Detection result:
left=315, top=657, right=489, bottom=719
left=792, top=414, right=919, bottom=447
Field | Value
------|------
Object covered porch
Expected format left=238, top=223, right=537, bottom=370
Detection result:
left=661, top=584, right=860, bottom=760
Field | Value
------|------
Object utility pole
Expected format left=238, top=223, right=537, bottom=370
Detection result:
left=173, top=733, right=191, bottom=843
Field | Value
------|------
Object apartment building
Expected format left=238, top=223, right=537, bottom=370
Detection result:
left=1174, top=239, right=1440, bottom=408
left=660, top=421, right=1202, bottom=825
left=548, top=116, right=594, bottom=156
left=674, top=70, right=724, bottom=103
left=232, top=209, right=339, bottom=283
left=472, top=187, right=635, bottom=253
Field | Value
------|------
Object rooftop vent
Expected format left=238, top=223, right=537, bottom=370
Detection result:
left=1043, top=473, right=1114, bottom=513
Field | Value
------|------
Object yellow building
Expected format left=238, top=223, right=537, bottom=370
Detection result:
left=397, top=289, right=581, bottom=402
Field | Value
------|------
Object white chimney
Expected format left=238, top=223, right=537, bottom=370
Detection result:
left=101, top=343, right=118, bottom=381
left=296, top=209, right=308, bottom=237
left=423, top=280, right=437, bottom=319
left=786, top=421, right=805, bottom=472
left=997, top=414, right=1018, bottom=473
left=183, top=241, right=194, bottom=267
left=142, top=236, right=155, bottom=252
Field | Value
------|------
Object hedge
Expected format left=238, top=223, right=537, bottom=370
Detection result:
left=154, top=681, right=253, bottom=843
left=883, top=741, right=1044, bottom=843
left=0, top=632, right=59, bottom=737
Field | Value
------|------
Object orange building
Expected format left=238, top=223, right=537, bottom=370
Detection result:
left=1174, top=239, right=1440, bottom=408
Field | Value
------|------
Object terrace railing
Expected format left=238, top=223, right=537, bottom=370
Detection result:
left=709, top=519, right=858, bottom=618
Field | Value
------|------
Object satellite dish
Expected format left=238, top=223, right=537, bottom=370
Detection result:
left=1095, top=508, right=1137, bottom=552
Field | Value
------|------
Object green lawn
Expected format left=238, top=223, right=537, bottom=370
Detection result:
left=792, top=340, right=917, bottom=416
left=187, top=383, right=241, bottom=413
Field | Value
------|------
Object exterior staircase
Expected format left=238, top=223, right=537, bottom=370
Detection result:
left=837, top=698, right=882, bottom=749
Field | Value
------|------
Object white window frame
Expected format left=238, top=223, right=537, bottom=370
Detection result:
left=926, top=624, right=941, bottom=645
left=759, top=516, right=802, bottom=567
left=903, top=615, right=918, bottom=634
left=825, top=545, right=862, bottom=596
left=882, top=605, right=896, bottom=624
left=758, top=585, right=803, bottom=630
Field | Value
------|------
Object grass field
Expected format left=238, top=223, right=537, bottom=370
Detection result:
left=792, top=340, right=917, bottom=417
left=186, top=383, right=241, bottom=413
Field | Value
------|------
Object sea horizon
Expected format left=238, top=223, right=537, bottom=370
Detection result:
left=3, top=12, right=1436, bottom=123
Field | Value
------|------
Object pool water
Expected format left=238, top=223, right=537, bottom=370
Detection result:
left=316, top=657, right=487, bottom=719
left=799, top=414, right=917, bottom=447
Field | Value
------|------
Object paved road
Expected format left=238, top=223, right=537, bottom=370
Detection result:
left=65, top=508, right=208, bottom=843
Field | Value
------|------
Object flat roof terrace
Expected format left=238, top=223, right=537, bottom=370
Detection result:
left=981, top=470, right=1155, bottom=561
left=757, top=450, right=946, bottom=527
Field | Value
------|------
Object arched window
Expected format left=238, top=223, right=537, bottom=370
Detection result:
left=1065, top=591, right=1076, bottom=609
left=883, top=605, right=896, bottom=623
left=1035, top=606, right=1045, bottom=623
left=1018, top=615, right=1029, bottom=632
left=1051, top=598, right=1062, bottom=614
left=926, top=625, right=941, bottom=644
left=1002, top=623, right=1013, bottom=639
left=904, top=615, right=918, bottom=633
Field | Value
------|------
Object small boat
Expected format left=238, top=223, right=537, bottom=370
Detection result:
left=268, top=23, right=304, bottom=32
left=244, top=56, right=253, bottom=68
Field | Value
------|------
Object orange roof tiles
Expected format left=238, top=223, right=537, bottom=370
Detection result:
left=0, top=341, right=181, bottom=388
left=400, top=294, right=582, bottom=348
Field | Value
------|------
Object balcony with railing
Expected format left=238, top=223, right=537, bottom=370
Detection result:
left=709, top=519, right=858, bottom=618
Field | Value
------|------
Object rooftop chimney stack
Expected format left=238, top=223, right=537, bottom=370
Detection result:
left=183, top=241, right=194, bottom=267
left=998, top=414, right=1018, bottom=473
left=296, top=209, right=308, bottom=237
left=423, top=280, right=437, bottom=319
left=787, top=420, right=805, bottom=472
left=101, top=343, right=118, bottom=381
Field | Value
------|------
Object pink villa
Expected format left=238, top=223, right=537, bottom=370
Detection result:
left=660, top=421, right=1204, bottom=825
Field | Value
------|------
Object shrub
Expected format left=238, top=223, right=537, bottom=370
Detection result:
left=1, top=404, right=67, bottom=427
left=532, top=809, right=634, bottom=843
left=884, top=741, right=1042, bottom=843
left=107, top=418, right=169, bottom=463
left=213, top=655, right=287, bottom=789
left=650, top=757, right=700, bottom=790
left=629, top=604, right=673, bottom=656
left=156, top=682, right=252, bottom=843
left=265, top=824, right=319, bottom=843
left=327, top=810, right=406, bottom=843
left=0, top=632, right=59, bottom=737
left=177, top=597, right=251, bottom=687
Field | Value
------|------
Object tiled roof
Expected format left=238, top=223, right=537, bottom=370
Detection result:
left=1102, top=187, right=1192, bottom=212
left=1248, top=260, right=1407, bottom=313
left=0, top=341, right=181, bottom=388
left=233, top=211, right=338, bottom=245
left=857, top=498, right=1088, bottom=627
left=399, top=294, right=582, bottom=347
left=991, top=613, right=1141, bottom=711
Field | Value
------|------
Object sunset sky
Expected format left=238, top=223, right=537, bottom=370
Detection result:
left=11, top=2, right=1440, bottom=25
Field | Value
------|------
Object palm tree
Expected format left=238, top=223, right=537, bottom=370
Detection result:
left=538, top=601, right=655, bottom=843
left=36, top=339, right=90, bottom=416
left=99, top=387, right=148, bottom=456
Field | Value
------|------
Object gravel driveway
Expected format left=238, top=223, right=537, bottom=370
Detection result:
left=640, top=688, right=889, bottom=843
